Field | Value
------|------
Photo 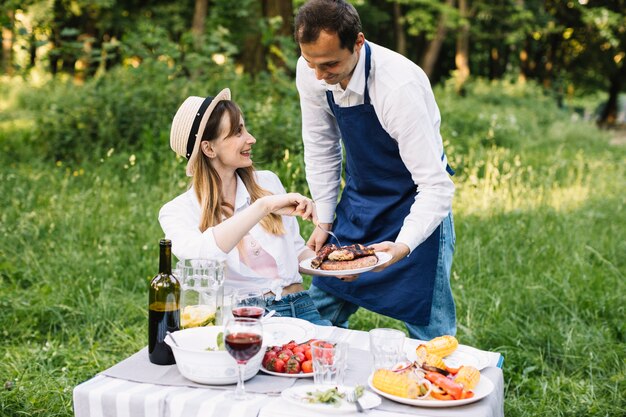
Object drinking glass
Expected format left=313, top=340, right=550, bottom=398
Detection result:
left=176, top=259, right=226, bottom=327
left=310, top=340, right=348, bottom=386
left=232, top=288, right=266, bottom=319
left=224, top=317, right=263, bottom=400
left=369, top=328, right=405, bottom=371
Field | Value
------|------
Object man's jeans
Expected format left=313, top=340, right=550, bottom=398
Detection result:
left=308, top=213, right=456, bottom=340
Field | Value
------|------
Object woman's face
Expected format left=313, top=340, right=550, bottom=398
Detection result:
left=204, top=112, right=256, bottom=175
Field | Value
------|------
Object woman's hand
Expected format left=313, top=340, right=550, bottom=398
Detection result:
left=261, top=193, right=317, bottom=222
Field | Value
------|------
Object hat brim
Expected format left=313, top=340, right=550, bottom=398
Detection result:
left=185, top=88, right=232, bottom=176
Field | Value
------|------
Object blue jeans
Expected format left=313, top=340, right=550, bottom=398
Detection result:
left=265, top=291, right=332, bottom=326
left=309, top=213, right=456, bottom=340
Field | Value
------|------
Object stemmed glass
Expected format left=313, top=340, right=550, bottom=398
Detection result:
left=232, top=288, right=266, bottom=319
left=224, top=317, right=263, bottom=400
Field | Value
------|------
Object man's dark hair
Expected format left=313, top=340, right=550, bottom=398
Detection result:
left=294, top=0, right=362, bottom=52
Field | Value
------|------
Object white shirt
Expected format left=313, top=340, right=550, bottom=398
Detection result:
left=296, top=40, right=455, bottom=252
left=158, top=171, right=306, bottom=295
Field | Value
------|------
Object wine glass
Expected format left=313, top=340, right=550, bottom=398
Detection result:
left=224, top=317, right=263, bottom=400
left=232, top=288, right=266, bottom=319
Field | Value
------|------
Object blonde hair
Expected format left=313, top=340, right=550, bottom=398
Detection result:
left=192, top=100, right=285, bottom=235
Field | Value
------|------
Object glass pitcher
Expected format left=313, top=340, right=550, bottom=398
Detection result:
left=176, top=259, right=226, bottom=328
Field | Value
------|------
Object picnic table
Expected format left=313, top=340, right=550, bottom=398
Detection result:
left=73, top=324, right=504, bottom=417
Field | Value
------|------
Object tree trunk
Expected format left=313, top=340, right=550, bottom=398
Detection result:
left=599, top=63, right=625, bottom=127
left=1, top=9, right=14, bottom=75
left=240, top=1, right=265, bottom=75
left=454, top=0, right=470, bottom=95
left=261, top=0, right=293, bottom=73
left=263, top=0, right=293, bottom=37
left=192, top=0, right=209, bottom=45
left=392, top=1, right=407, bottom=57
left=422, top=0, right=454, bottom=78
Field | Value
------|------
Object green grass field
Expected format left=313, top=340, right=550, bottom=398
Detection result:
left=0, top=77, right=624, bottom=416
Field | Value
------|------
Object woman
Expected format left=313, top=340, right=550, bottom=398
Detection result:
left=159, top=88, right=330, bottom=325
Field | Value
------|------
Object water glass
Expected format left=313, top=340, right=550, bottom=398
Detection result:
left=310, top=340, right=348, bottom=386
left=369, top=328, right=405, bottom=370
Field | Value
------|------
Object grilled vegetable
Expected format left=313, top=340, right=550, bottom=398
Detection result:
left=425, top=372, right=474, bottom=400
left=454, top=366, right=480, bottom=390
left=416, top=335, right=458, bottom=358
left=372, top=369, right=419, bottom=398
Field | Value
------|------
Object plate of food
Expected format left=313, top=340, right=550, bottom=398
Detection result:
left=260, top=339, right=314, bottom=378
left=262, top=316, right=316, bottom=346
left=300, top=243, right=392, bottom=276
left=282, top=384, right=381, bottom=414
left=368, top=367, right=493, bottom=408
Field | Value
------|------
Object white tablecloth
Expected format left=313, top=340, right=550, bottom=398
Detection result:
left=73, top=326, right=504, bottom=417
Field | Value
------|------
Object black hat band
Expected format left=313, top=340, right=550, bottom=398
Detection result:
left=186, top=96, right=214, bottom=160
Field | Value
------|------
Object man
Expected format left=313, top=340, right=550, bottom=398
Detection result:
left=294, top=0, right=456, bottom=340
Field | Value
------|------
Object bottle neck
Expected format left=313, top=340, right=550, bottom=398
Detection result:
left=159, top=244, right=172, bottom=275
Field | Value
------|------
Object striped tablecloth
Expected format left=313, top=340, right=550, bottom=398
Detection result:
left=73, top=326, right=504, bottom=417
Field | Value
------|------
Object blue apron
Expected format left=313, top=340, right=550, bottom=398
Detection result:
left=312, top=42, right=453, bottom=325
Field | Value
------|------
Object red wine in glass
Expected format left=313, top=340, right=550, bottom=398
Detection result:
left=232, top=306, right=265, bottom=319
left=225, top=332, right=263, bottom=363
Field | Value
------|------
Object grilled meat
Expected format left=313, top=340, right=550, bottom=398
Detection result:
left=327, top=244, right=376, bottom=261
left=320, top=255, right=378, bottom=271
left=310, top=243, right=338, bottom=269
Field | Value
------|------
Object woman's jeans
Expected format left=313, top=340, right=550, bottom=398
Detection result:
left=308, top=213, right=456, bottom=340
left=265, top=291, right=332, bottom=326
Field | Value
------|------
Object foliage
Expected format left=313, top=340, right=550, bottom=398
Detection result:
left=1, top=75, right=625, bottom=416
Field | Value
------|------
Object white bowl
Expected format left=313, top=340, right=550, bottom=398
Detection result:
left=165, top=326, right=263, bottom=385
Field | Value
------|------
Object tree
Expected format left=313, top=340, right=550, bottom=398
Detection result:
left=454, top=0, right=469, bottom=94
left=421, top=0, right=456, bottom=79
left=1, top=8, right=14, bottom=75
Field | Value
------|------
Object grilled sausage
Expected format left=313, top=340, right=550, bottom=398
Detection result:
left=310, top=243, right=338, bottom=269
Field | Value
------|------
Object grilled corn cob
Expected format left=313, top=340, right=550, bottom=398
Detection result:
left=372, top=369, right=419, bottom=398
left=419, top=352, right=447, bottom=369
left=453, top=366, right=480, bottom=390
left=416, top=335, right=458, bottom=358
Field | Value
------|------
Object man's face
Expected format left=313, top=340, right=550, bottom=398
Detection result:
left=299, top=30, right=364, bottom=89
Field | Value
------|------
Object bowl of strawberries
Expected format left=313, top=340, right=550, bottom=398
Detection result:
left=260, top=339, right=315, bottom=377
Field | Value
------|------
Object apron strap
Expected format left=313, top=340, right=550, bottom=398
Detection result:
left=364, top=42, right=372, bottom=105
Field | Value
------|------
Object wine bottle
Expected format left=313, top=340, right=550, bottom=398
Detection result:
left=148, top=239, right=180, bottom=365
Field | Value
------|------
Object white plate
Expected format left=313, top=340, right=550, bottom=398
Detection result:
left=367, top=373, right=494, bottom=408
left=406, top=343, right=492, bottom=371
left=262, top=317, right=316, bottom=346
left=299, top=252, right=392, bottom=277
left=282, top=384, right=381, bottom=414
left=259, top=366, right=314, bottom=378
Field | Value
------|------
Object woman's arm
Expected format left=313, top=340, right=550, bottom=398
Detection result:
left=211, top=193, right=316, bottom=253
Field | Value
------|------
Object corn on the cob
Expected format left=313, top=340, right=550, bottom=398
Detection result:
left=372, top=369, right=419, bottom=398
left=453, top=366, right=480, bottom=390
left=419, top=352, right=448, bottom=369
left=416, top=335, right=458, bottom=358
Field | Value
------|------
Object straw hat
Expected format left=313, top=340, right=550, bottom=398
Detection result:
left=170, top=88, right=231, bottom=176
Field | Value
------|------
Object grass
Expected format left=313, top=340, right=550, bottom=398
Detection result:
left=0, top=77, right=624, bottom=417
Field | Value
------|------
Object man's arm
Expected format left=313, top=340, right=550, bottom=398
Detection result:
left=296, top=57, right=343, bottom=251
left=380, top=80, right=455, bottom=253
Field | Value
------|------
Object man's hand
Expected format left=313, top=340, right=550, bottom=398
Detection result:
left=369, top=241, right=410, bottom=272
left=307, top=222, right=332, bottom=252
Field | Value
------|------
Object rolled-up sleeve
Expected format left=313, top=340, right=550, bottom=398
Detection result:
left=380, top=82, right=454, bottom=251
left=158, top=192, right=229, bottom=262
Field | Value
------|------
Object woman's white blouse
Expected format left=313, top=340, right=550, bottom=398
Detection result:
left=158, top=171, right=307, bottom=294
